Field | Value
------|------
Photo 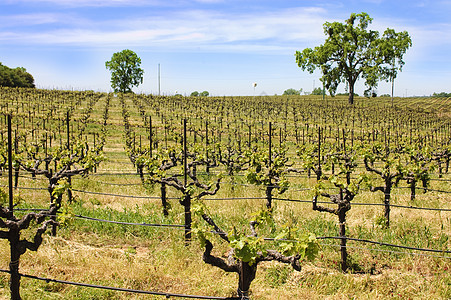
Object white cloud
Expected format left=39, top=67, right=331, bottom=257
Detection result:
left=4, top=0, right=166, bottom=7
left=0, top=7, right=329, bottom=52
left=0, top=13, right=84, bottom=28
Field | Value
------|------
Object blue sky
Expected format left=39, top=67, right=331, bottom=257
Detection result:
left=0, top=0, right=450, bottom=96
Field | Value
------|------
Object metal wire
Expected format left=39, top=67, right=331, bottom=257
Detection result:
left=0, top=269, right=237, bottom=299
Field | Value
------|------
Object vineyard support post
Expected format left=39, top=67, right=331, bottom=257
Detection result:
left=266, top=122, right=273, bottom=209
left=183, top=119, right=191, bottom=243
left=149, top=116, right=152, bottom=156
left=8, top=115, right=13, bottom=212
left=93, top=133, right=97, bottom=173
left=248, top=125, right=251, bottom=148
left=9, top=225, right=21, bottom=300
left=205, top=121, right=209, bottom=174
left=13, top=128, right=19, bottom=189
left=317, top=127, right=322, bottom=181
left=8, top=116, right=21, bottom=299
left=66, top=111, right=72, bottom=203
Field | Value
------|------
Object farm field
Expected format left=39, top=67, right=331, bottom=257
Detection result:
left=0, top=87, right=450, bottom=299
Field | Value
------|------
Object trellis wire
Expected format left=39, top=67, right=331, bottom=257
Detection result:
left=74, top=214, right=186, bottom=229
left=315, top=236, right=451, bottom=254
left=4, top=183, right=450, bottom=212
left=272, top=197, right=451, bottom=212
left=319, top=243, right=451, bottom=259
left=12, top=207, right=449, bottom=257
left=0, top=269, right=237, bottom=300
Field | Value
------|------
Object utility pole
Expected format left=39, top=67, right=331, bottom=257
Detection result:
left=158, top=63, right=161, bottom=96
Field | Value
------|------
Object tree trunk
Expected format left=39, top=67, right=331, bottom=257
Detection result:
left=138, top=166, right=144, bottom=184
left=338, top=207, right=347, bottom=272
left=384, top=182, right=392, bottom=228
left=46, top=188, right=58, bottom=237
left=184, top=194, right=191, bottom=244
left=238, top=261, right=257, bottom=300
left=161, top=183, right=168, bottom=216
left=409, top=179, right=416, bottom=201
left=265, top=186, right=273, bottom=209
left=348, top=81, right=355, bottom=105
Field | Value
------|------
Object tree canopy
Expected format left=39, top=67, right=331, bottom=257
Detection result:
left=105, top=49, right=144, bottom=93
left=311, top=87, right=323, bottom=96
left=191, top=91, right=209, bottom=97
left=295, top=12, right=412, bottom=104
left=0, top=63, right=35, bottom=88
left=432, top=92, right=451, bottom=98
left=283, top=88, right=302, bottom=95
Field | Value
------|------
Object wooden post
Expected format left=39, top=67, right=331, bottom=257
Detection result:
left=7, top=115, right=21, bottom=299
left=248, top=125, right=251, bottom=148
left=205, top=121, right=209, bottom=174
left=66, top=112, right=72, bottom=203
left=149, top=116, right=153, bottom=156
left=183, top=119, right=191, bottom=243
left=317, top=127, right=322, bottom=181
left=266, top=122, right=273, bottom=209
left=7, top=115, right=13, bottom=212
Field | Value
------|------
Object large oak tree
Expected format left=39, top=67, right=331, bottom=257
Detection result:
left=295, top=12, right=412, bottom=104
left=105, top=49, right=144, bottom=93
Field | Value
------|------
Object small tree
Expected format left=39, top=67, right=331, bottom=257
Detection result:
left=311, top=87, right=323, bottom=96
left=105, top=49, right=144, bottom=93
left=295, top=12, right=411, bottom=105
left=282, top=88, right=302, bottom=95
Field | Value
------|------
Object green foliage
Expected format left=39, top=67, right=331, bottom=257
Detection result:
left=191, top=201, right=209, bottom=247
left=191, top=91, right=209, bottom=97
left=230, top=228, right=265, bottom=265
left=0, top=63, right=35, bottom=88
left=295, top=12, right=412, bottom=104
left=311, top=87, right=323, bottom=95
left=274, top=227, right=319, bottom=260
left=105, top=49, right=144, bottom=93
left=432, top=92, right=451, bottom=97
left=245, top=146, right=292, bottom=194
left=52, top=179, right=70, bottom=200
left=283, top=88, right=302, bottom=95
left=57, top=205, right=74, bottom=227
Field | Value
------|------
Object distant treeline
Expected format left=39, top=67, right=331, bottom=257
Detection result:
left=432, top=92, right=451, bottom=97
left=0, top=63, right=35, bottom=88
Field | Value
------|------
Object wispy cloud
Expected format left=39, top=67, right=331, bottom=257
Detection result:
left=0, top=13, right=82, bottom=28
left=4, top=0, right=166, bottom=7
left=0, top=7, right=329, bottom=52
